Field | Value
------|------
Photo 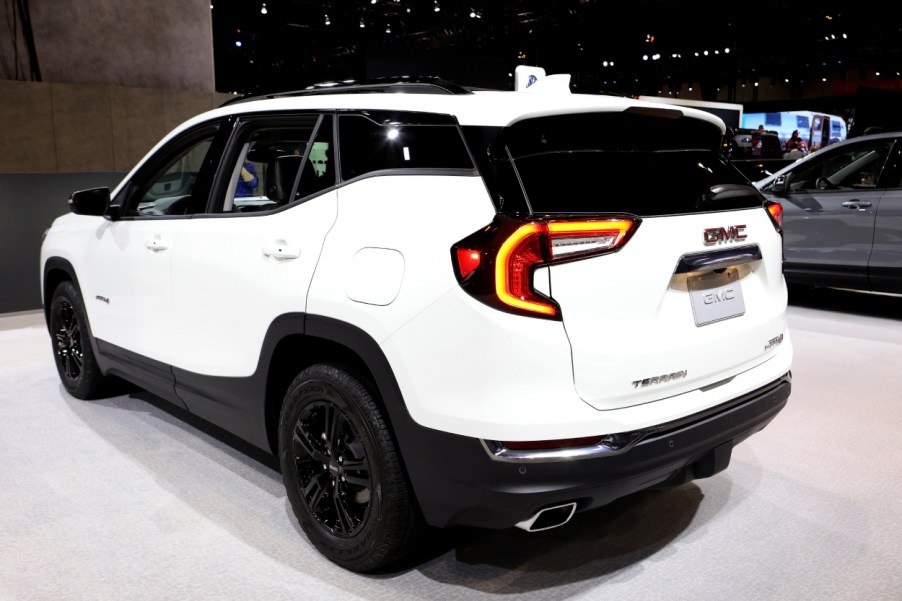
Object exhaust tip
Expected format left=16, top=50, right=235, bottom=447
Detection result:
left=515, top=502, right=577, bottom=532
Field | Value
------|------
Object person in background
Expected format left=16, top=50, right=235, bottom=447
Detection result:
left=235, top=160, right=258, bottom=196
left=784, top=130, right=808, bottom=155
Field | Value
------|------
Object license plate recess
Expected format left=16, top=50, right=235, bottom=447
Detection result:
left=688, top=268, right=745, bottom=326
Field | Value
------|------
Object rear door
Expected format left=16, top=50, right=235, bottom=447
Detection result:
left=169, top=114, right=338, bottom=377
left=868, top=137, right=902, bottom=292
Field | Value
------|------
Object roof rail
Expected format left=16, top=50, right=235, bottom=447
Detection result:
left=220, top=75, right=476, bottom=106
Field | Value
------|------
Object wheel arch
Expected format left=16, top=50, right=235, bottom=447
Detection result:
left=262, top=314, right=415, bottom=467
left=42, top=257, right=83, bottom=331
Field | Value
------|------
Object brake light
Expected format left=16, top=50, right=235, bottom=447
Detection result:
left=495, top=223, right=555, bottom=316
left=452, top=216, right=640, bottom=319
left=765, top=201, right=783, bottom=232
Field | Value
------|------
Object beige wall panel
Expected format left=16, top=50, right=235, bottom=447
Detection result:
left=50, top=84, right=115, bottom=172
left=0, top=81, right=57, bottom=172
left=162, top=89, right=223, bottom=133
left=110, top=87, right=170, bottom=172
left=109, top=89, right=232, bottom=172
left=29, top=0, right=214, bottom=92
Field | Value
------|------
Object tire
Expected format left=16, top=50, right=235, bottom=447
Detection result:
left=278, top=363, right=423, bottom=572
left=48, top=280, right=109, bottom=399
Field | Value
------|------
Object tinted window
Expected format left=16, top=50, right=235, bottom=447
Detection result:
left=494, top=112, right=756, bottom=216
left=338, top=114, right=473, bottom=179
left=788, top=139, right=896, bottom=191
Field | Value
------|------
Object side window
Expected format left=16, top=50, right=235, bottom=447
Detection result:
left=122, top=125, right=219, bottom=216
left=790, top=140, right=895, bottom=191
left=222, top=115, right=334, bottom=213
left=338, top=114, right=473, bottom=180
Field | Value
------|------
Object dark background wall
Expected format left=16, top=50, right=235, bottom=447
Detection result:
left=1, top=172, right=124, bottom=314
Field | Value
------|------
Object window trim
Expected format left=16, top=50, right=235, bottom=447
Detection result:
left=205, top=112, right=331, bottom=217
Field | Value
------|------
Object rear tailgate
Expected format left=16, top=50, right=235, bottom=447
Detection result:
left=549, top=207, right=787, bottom=410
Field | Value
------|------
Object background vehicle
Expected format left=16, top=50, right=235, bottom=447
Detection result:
left=743, top=110, right=848, bottom=151
left=726, top=127, right=795, bottom=181
left=41, top=76, right=793, bottom=572
left=755, top=130, right=902, bottom=293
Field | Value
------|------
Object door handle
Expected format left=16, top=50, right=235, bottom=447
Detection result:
left=145, top=235, right=169, bottom=251
left=841, top=200, right=872, bottom=210
left=262, top=239, right=300, bottom=260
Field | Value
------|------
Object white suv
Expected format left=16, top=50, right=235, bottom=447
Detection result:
left=40, top=76, right=792, bottom=572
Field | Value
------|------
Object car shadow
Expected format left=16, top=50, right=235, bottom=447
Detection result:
left=65, top=386, right=720, bottom=594
left=788, top=284, right=902, bottom=320
left=374, top=484, right=706, bottom=593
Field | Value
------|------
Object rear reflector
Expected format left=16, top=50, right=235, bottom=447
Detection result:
left=502, top=436, right=602, bottom=450
left=455, top=248, right=481, bottom=279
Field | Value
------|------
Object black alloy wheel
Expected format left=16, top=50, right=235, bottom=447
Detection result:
left=48, top=281, right=107, bottom=399
left=279, top=363, right=423, bottom=572
left=55, top=299, right=83, bottom=382
left=291, top=399, right=373, bottom=537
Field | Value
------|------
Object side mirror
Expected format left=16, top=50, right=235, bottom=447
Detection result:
left=771, top=174, right=790, bottom=194
left=69, top=187, right=110, bottom=216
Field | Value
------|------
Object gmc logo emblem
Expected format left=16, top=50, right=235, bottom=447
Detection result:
left=704, top=225, right=747, bottom=244
left=703, top=288, right=736, bottom=304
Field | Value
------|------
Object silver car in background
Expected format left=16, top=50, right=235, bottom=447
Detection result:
left=755, top=130, right=902, bottom=293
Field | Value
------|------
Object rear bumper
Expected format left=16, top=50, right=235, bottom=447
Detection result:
left=401, top=372, right=791, bottom=529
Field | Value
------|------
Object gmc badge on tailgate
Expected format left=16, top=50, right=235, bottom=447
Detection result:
left=704, top=225, right=747, bottom=244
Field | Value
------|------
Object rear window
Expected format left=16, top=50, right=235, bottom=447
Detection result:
left=491, top=112, right=758, bottom=216
left=338, top=113, right=474, bottom=179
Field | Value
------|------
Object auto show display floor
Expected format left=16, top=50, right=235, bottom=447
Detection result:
left=1, top=288, right=899, bottom=601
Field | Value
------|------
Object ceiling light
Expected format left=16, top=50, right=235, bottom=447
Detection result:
left=260, top=3, right=267, bottom=14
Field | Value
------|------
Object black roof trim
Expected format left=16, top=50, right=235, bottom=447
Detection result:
left=221, top=76, right=477, bottom=107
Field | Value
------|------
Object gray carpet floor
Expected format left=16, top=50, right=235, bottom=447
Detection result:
left=1, top=287, right=900, bottom=600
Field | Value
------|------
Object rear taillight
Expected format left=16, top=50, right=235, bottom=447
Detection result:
left=765, top=201, right=784, bottom=232
left=452, top=215, right=640, bottom=319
